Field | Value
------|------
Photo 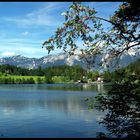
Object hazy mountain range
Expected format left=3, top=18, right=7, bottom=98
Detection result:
left=0, top=53, right=82, bottom=69
left=0, top=51, right=140, bottom=71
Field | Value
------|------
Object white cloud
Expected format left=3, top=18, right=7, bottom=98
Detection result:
left=2, top=2, right=67, bottom=27
left=0, top=38, right=59, bottom=58
left=21, top=31, right=29, bottom=36
left=1, top=51, right=17, bottom=57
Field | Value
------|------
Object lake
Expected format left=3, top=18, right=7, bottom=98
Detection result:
left=0, top=83, right=139, bottom=138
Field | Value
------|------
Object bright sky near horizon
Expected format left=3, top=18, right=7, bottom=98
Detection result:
left=0, top=2, right=122, bottom=58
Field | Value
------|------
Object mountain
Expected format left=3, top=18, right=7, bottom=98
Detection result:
left=0, top=55, right=38, bottom=69
left=0, top=53, right=82, bottom=69
left=0, top=51, right=140, bottom=71
left=101, top=50, right=140, bottom=71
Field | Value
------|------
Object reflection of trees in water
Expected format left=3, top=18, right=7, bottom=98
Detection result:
left=0, top=84, right=98, bottom=91
left=36, top=84, right=97, bottom=91
left=0, top=84, right=109, bottom=117
left=0, top=99, right=45, bottom=113
left=0, top=83, right=109, bottom=93
left=88, top=75, right=140, bottom=138
left=94, top=83, right=110, bottom=94
left=0, top=94, right=86, bottom=116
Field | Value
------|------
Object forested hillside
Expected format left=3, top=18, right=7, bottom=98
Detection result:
left=0, top=59, right=139, bottom=84
left=0, top=64, right=87, bottom=84
left=102, top=59, right=140, bottom=82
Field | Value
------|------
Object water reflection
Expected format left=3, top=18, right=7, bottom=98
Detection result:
left=88, top=80, right=140, bottom=138
left=0, top=84, right=109, bottom=116
left=0, top=83, right=109, bottom=92
left=0, top=84, right=98, bottom=118
left=0, top=84, right=109, bottom=138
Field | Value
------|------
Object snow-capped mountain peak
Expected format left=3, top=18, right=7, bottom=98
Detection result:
left=0, top=51, right=139, bottom=71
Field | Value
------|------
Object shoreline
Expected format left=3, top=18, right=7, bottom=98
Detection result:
left=0, top=82, right=112, bottom=85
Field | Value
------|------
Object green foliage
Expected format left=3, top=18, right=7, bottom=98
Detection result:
left=36, top=66, right=44, bottom=76
left=43, top=2, right=140, bottom=70
left=44, top=75, right=53, bottom=84
left=0, top=72, right=2, bottom=77
left=0, top=64, right=88, bottom=84
left=87, top=71, right=99, bottom=81
left=36, top=77, right=44, bottom=84
left=44, top=65, right=86, bottom=82
left=27, top=77, right=35, bottom=84
left=43, top=2, right=104, bottom=59
left=102, top=70, right=112, bottom=82
left=86, top=69, right=140, bottom=137
left=126, top=59, right=140, bottom=75
left=52, top=76, right=70, bottom=83
left=0, top=59, right=139, bottom=84
left=105, top=1, right=140, bottom=60
left=0, top=76, right=35, bottom=84
left=43, top=65, right=86, bottom=83
left=0, top=64, right=45, bottom=76
left=109, top=59, right=140, bottom=83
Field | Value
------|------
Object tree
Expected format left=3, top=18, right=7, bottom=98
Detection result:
left=102, top=70, right=112, bottom=82
left=37, top=77, right=43, bottom=84
left=45, top=75, right=53, bottom=84
left=86, top=74, right=140, bottom=138
left=42, top=2, right=140, bottom=69
left=42, top=2, right=103, bottom=69
left=37, top=66, right=44, bottom=76
left=101, top=2, right=140, bottom=64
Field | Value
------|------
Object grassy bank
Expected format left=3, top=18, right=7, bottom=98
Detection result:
left=9, top=76, right=45, bottom=83
left=0, top=75, right=45, bottom=84
left=0, top=75, right=73, bottom=84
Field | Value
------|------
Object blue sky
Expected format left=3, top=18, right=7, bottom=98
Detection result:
left=0, top=2, right=122, bottom=58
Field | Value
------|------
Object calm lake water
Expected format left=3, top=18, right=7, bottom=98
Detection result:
left=0, top=83, right=137, bottom=138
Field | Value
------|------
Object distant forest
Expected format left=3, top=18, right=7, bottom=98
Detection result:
left=0, top=59, right=139, bottom=84
left=0, top=64, right=87, bottom=84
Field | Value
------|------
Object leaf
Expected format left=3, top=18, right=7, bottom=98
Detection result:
left=65, top=15, right=68, bottom=21
left=94, top=34, right=99, bottom=39
left=42, top=41, right=49, bottom=46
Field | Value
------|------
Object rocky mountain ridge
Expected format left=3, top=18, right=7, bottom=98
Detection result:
left=0, top=51, right=139, bottom=71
